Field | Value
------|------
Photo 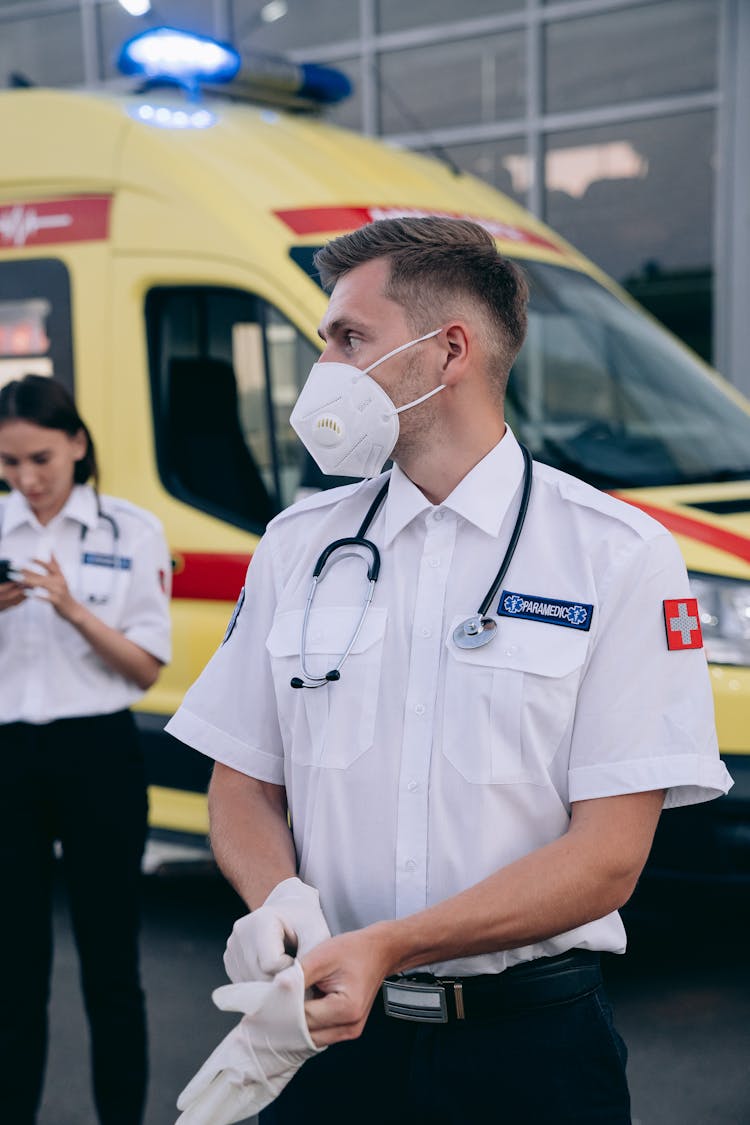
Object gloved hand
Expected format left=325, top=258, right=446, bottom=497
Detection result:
left=175, top=960, right=324, bottom=1125
left=224, top=876, right=331, bottom=982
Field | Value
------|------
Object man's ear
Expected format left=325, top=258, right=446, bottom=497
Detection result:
left=439, top=323, right=471, bottom=385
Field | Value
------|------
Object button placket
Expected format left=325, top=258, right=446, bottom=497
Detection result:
left=395, top=510, right=456, bottom=916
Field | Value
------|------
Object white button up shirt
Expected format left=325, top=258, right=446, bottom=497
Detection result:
left=0, top=484, right=172, bottom=724
left=168, top=430, right=731, bottom=975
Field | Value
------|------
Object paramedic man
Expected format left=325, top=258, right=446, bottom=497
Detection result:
left=167, top=218, right=732, bottom=1124
left=0, top=375, right=172, bottom=1125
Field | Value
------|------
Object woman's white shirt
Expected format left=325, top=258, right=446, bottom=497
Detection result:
left=0, top=484, right=172, bottom=723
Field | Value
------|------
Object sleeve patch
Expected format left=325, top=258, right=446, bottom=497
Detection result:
left=222, top=587, right=245, bottom=645
left=663, top=598, right=703, bottom=650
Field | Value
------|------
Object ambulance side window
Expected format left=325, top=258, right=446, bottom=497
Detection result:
left=0, top=259, right=73, bottom=393
left=146, top=286, right=319, bottom=532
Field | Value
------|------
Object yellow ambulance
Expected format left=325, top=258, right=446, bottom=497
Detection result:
left=0, top=31, right=748, bottom=880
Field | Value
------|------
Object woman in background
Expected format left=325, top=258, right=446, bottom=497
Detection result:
left=0, top=374, right=172, bottom=1125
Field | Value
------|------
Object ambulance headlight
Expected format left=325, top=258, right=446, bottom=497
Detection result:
left=117, top=27, right=241, bottom=85
left=689, top=573, right=750, bottom=666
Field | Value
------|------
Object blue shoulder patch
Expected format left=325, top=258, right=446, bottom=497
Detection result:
left=498, top=589, right=593, bottom=631
left=222, top=586, right=245, bottom=645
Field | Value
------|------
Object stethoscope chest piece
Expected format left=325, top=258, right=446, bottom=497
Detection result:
left=453, top=615, right=498, bottom=650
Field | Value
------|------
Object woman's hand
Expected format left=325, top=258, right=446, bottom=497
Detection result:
left=21, top=554, right=82, bottom=623
left=0, top=579, right=25, bottom=612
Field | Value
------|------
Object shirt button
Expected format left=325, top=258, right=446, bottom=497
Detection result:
left=420, top=627, right=431, bottom=638
left=433, top=511, right=443, bottom=521
left=405, top=859, right=417, bottom=871
left=407, top=779, right=418, bottom=792
left=414, top=703, right=426, bottom=716
left=429, top=557, right=440, bottom=568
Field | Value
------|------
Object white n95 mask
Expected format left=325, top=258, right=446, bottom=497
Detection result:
left=290, top=328, right=445, bottom=478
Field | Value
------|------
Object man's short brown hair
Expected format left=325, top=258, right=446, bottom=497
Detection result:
left=313, top=217, right=529, bottom=397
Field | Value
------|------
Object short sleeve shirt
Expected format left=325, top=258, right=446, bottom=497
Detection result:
left=167, top=429, right=731, bottom=974
left=0, top=484, right=172, bottom=723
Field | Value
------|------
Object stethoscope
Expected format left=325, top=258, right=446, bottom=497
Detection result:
left=290, top=444, right=533, bottom=689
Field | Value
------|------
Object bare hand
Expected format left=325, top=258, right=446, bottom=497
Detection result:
left=0, top=580, right=25, bottom=611
left=302, top=925, right=395, bottom=1047
left=21, top=554, right=80, bottom=622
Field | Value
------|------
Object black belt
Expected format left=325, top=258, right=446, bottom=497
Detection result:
left=382, top=950, right=601, bottom=1023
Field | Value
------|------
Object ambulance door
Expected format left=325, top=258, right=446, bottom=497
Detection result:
left=110, top=262, right=323, bottom=836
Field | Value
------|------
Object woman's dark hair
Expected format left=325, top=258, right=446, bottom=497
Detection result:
left=0, top=375, right=98, bottom=487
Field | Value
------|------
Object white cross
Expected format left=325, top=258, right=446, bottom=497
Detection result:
left=669, top=602, right=698, bottom=645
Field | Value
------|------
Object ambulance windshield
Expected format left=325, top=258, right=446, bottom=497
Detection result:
left=291, top=247, right=750, bottom=490
left=508, top=261, right=750, bottom=489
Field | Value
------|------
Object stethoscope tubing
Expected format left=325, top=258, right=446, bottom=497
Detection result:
left=477, top=442, right=533, bottom=618
left=292, top=446, right=533, bottom=687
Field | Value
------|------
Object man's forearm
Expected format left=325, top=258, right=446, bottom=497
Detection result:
left=374, top=789, right=665, bottom=974
left=208, top=762, right=297, bottom=909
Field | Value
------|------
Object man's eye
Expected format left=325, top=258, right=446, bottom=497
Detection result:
left=344, top=333, right=362, bottom=352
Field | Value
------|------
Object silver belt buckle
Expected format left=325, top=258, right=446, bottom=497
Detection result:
left=382, top=978, right=448, bottom=1023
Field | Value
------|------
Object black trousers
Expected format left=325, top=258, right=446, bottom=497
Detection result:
left=261, top=979, right=631, bottom=1125
left=0, top=711, right=149, bottom=1125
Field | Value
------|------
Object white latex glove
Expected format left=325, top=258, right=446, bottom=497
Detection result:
left=175, top=960, right=323, bottom=1125
left=224, top=876, right=331, bottom=983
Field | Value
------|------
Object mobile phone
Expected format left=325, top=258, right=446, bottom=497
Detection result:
left=0, top=559, right=16, bottom=583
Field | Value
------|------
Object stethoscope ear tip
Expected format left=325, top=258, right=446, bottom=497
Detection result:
left=290, top=677, right=305, bottom=689
left=325, top=669, right=341, bottom=682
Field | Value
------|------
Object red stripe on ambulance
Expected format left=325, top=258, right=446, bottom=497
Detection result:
left=614, top=497, right=750, bottom=567
left=0, top=195, right=111, bottom=250
left=273, top=205, right=561, bottom=252
left=171, top=552, right=251, bottom=601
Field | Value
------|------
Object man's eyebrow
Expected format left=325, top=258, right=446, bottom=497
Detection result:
left=318, top=316, right=370, bottom=342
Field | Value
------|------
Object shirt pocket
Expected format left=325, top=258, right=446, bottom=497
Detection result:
left=266, top=606, right=388, bottom=769
left=441, top=615, right=589, bottom=784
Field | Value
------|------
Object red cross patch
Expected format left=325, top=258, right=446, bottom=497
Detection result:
left=663, top=598, right=703, bottom=651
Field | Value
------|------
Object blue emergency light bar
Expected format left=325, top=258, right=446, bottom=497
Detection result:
left=117, top=27, right=241, bottom=85
left=294, top=63, right=351, bottom=104
left=117, top=26, right=352, bottom=112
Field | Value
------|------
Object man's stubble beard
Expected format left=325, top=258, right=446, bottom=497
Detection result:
left=391, top=351, right=446, bottom=465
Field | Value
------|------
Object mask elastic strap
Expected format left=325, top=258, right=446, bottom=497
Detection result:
left=363, top=327, right=442, bottom=374
left=395, top=383, right=446, bottom=414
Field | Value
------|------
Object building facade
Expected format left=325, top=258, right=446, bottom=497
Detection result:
left=1, top=0, right=748, bottom=394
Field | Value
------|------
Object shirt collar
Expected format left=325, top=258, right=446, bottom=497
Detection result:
left=382, top=426, right=526, bottom=546
left=2, top=484, right=99, bottom=536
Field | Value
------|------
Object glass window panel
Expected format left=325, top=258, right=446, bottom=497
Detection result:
left=545, top=112, right=714, bottom=282
left=0, top=10, right=84, bottom=87
left=98, top=1, right=218, bottom=78
left=544, top=112, right=715, bottom=359
left=0, top=259, right=73, bottom=393
left=378, top=0, right=522, bottom=34
left=233, top=0, right=359, bottom=54
left=545, top=0, right=719, bottom=114
left=379, top=32, right=525, bottom=134
left=439, top=138, right=528, bottom=206
left=146, top=286, right=327, bottom=530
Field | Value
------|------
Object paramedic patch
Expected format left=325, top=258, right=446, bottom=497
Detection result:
left=222, top=586, right=245, bottom=645
left=82, top=552, right=132, bottom=570
left=663, top=598, right=703, bottom=651
left=498, top=590, right=593, bottom=631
